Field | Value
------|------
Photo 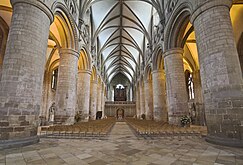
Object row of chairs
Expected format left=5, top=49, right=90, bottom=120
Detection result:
left=40, top=118, right=116, bottom=138
left=126, top=118, right=207, bottom=139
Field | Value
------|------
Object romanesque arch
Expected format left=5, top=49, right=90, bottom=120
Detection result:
left=163, top=2, right=194, bottom=125
left=41, top=6, right=80, bottom=125
left=164, top=2, right=192, bottom=51
left=151, top=48, right=167, bottom=121
left=76, top=48, right=92, bottom=121
left=51, top=2, right=79, bottom=50
left=78, top=49, right=91, bottom=71
left=153, top=48, right=164, bottom=71
left=91, top=66, right=98, bottom=82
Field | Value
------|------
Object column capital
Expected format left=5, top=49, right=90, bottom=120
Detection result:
left=164, top=48, right=184, bottom=58
left=190, top=0, right=232, bottom=24
left=78, top=69, right=92, bottom=75
left=59, top=48, right=79, bottom=59
left=11, top=0, right=54, bottom=23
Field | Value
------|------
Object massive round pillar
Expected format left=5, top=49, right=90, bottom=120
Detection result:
left=164, top=48, right=188, bottom=125
left=101, top=85, right=106, bottom=118
left=144, top=80, right=153, bottom=120
left=77, top=70, right=91, bottom=121
left=0, top=0, right=53, bottom=148
left=96, top=80, right=102, bottom=115
left=90, top=80, right=98, bottom=120
left=152, top=70, right=167, bottom=122
left=54, top=49, right=79, bottom=124
left=136, top=84, right=140, bottom=118
left=139, top=80, right=145, bottom=117
left=191, top=0, right=243, bottom=147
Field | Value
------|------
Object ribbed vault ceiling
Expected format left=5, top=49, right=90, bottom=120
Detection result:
left=82, top=0, right=163, bottom=83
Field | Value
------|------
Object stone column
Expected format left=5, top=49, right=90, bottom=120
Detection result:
left=193, top=70, right=203, bottom=104
left=55, top=49, right=79, bottom=124
left=152, top=70, right=167, bottom=122
left=144, top=80, right=153, bottom=120
left=90, top=80, right=97, bottom=120
left=164, top=48, right=188, bottom=125
left=108, top=85, right=112, bottom=101
left=192, top=70, right=204, bottom=125
left=136, top=84, right=140, bottom=118
left=101, top=85, right=105, bottom=118
left=0, top=0, right=53, bottom=148
left=191, top=0, right=243, bottom=147
left=139, top=80, right=145, bottom=117
left=77, top=70, right=91, bottom=121
left=96, top=80, right=102, bottom=114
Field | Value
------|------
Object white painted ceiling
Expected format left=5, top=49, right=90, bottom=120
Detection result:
left=84, top=0, right=162, bottom=83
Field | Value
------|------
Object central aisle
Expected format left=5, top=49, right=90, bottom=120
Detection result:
left=109, top=121, right=137, bottom=140
left=2, top=121, right=242, bottom=165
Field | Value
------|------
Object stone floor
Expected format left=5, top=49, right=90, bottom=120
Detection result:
left=0, top=122, right=243, bottom=165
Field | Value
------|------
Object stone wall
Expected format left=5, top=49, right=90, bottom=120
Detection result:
left=105, top=102, right=136, bottom=118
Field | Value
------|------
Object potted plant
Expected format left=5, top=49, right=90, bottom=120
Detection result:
left=180, top=115, right=191, bottom=127
left=74, top=111, right=81, bottom=123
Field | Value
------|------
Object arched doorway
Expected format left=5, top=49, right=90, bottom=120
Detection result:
left=117, top=108, right=125, bottom=120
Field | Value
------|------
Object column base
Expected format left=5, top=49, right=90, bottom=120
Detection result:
left=0, top=136, right=39, bottom=149
left=206, top=135, right=243, bottom=148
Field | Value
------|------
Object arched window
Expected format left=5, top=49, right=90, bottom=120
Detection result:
left=185, top=70, right=194, bottom=100
left=114, top=84, right=126, bottom=101
left=51, top=68, right=58, bottom=90
left=116, top=84, right=125, bottom=89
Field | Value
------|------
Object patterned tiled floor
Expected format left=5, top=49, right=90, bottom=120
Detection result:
left=0, top=122, right=243, bottom=165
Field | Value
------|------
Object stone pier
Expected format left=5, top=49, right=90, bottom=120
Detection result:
left=152, top=70, right=167, bottom=122
left=164, top=48, right=188, bottom=125
left=77, top=70, right=91, bottom=121
left=191, top=0, right=243, bottom=147
left=0, top=0, right=53, bottom=148
left=55, top=49, right=79, bottom=124
left=144, top=80, right=153, bottom=120
left=90, top=80, right=98, bottom=120
left=139, top=80, right=145, bottom=117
